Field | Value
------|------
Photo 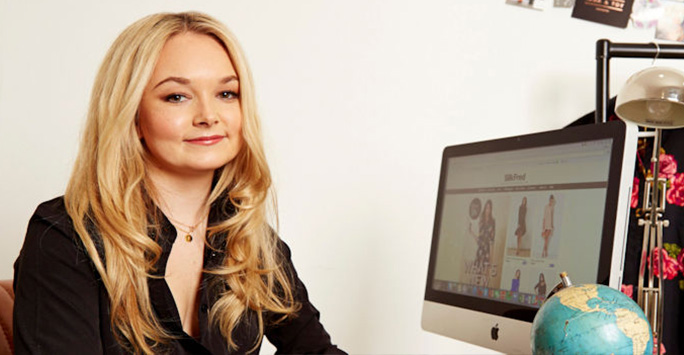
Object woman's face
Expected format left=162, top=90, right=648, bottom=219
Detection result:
left=137, top=32, right=243, bottom=178
left=515, top=270, right=521, bottom=278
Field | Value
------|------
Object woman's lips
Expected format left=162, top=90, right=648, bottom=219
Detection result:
left=185, top=135, right=225, bottom=145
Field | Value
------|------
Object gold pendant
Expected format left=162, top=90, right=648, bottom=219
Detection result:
left=185, top=234, right=193, bottom=242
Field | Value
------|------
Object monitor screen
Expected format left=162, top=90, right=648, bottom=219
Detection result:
left=422, top=120, right=638, bottom=354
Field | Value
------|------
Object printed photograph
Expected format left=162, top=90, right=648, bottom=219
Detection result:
left=554, top=0, right=575, bottom=7
left=506, top=0, right=547, bottom=10
left=631, top=0, right=664, bottom=29
left=656, top=0, right=684, bottom=41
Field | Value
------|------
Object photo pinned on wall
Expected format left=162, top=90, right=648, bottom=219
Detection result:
left=572, top=0, right=635, bottom=28
left=655, top=0, right=684, bottom=42
left=554, top=0, right=575, bottom=7
left=631, top=0, right=664, bottom=29
left=506, top=0, right=547, bottom=11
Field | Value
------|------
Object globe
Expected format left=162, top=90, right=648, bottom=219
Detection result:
left=531, top=283, right=653, bottom=355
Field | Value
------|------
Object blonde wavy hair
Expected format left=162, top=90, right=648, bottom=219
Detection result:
left=64, top=11, right=297, bottom=353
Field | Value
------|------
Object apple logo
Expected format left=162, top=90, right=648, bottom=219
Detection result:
left=490, top=323, right=499, bottom=341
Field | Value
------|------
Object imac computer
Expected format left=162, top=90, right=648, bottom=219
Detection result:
left=421, top=120, right=638, bottom=354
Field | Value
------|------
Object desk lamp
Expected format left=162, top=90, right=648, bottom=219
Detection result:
left=615, top=65, right=684, bottom=353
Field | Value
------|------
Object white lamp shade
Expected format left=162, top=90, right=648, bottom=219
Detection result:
left=615, top=66, right=684, bottom=128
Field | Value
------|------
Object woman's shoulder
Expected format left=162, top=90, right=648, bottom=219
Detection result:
left=22, top=195, right=92, bottom=254
left=30, top=196, right=76, bottom=236
left=33, top=195, right=69, bottom=219
left=16, top=196, right=99, bottom=286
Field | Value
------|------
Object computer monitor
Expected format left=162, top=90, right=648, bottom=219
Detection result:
left=421, top=120, right=638, bottom=354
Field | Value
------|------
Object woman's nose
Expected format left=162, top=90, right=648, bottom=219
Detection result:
left=193, top=97, right=220, bottom=127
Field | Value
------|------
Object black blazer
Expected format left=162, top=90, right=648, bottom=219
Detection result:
left=13, top=196, right=344, bottom=354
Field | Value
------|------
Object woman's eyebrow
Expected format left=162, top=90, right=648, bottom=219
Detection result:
left=221, top=75, right=239, bottom=84
left=153, top=75, right=238, bottom=89
left=153, top=76, right=190, bottom=89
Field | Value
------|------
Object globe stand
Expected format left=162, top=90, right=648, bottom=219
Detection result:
left=636, top=128, right=667, bottom=354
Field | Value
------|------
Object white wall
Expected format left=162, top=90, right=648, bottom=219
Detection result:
left=0, top=1, right=673, bottom=353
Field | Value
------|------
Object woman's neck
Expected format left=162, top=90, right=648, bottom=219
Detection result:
left=146, top=164, right=214, bottom=225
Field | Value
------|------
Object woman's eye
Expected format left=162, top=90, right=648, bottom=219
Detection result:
left=165, top=94, right=187, bottom=103
left=219, top=91, right=238, bottom=100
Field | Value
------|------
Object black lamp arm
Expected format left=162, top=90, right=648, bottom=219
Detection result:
left=595, top=39, right=684, bottom=124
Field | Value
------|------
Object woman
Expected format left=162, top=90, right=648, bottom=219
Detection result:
left=510, top=269, right=521, bottom=293
left=514, top=197, right=527, bottom=256
left=470, top=199, right=495, bottom=272
left=541, top=195, right=555, bottom=258
left=13, top=12, right=342, bottom=354
left=534, top=273, right=547, bottom=298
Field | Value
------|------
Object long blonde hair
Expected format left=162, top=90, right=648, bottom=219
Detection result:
left=64, top=12, right=297, bottom=353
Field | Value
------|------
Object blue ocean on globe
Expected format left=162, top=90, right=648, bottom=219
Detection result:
left=531, top=283, right=653, bottom=355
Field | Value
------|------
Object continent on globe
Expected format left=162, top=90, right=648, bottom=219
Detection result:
left=614, top=308, right=651, bottom=355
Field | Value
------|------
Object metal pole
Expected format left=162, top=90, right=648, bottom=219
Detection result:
left=596, top=39, right=610, bottom=124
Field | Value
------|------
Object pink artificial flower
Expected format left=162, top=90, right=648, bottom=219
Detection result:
left=653, top=153, right=677, bottom=179
left=666, top=173, right=684, bottom=206
left=651, top=247, right=680, bottom=280
left=620, top=284, right=633, bottom=299
left=631, top=177, right=640, bottom=208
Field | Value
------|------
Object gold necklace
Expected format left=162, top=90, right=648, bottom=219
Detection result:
left=155, top=194, right=209, bottom=243
left=166, top=212, right=208, bottom=243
